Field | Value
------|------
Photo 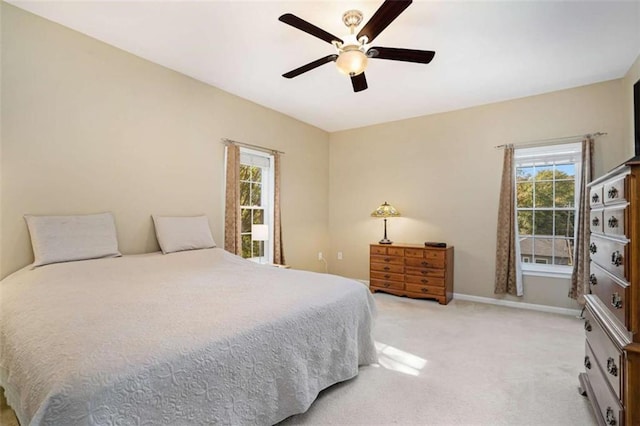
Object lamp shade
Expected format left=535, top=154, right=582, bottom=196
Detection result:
left=251, top=224, right=269, bottom=241
left=371, top=202, right=401, bottom=218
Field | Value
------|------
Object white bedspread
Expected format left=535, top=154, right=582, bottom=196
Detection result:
left=0, top=248, right=377, bottom=425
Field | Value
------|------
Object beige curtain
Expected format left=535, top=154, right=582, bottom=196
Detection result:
left=273, top=153, right=285, bottom=265
left=569, top=138, right=594, bottom=303
left=224, top=144, right=241, bottom=255
left=494, top=145, right=523, bottom=296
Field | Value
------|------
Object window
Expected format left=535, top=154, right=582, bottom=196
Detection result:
left=239, top=148, right=274, bottom=262
left=515, top=142, right=581, bottom=277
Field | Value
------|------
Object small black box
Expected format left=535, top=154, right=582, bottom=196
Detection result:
left=425, top=242, right=447, bottom=248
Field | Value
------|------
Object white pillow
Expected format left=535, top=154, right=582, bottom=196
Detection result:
left=152, top=215, right=216, bottom=254
left=24, top=212, right=121, bottom=267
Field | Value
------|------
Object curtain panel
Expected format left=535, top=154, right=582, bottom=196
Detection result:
left=494, top=145, right=524, bottom=296
left=569, top=137, right=594, bottom=304
left=273, top=153, right=285, bottom=265
left=224, top=144, right=241, bottom=255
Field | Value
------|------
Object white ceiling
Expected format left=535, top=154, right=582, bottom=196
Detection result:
left=7, top=1, right=640, bottom=132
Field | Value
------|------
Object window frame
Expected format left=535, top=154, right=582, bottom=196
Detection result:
left=238, top=148, right=275, bottom=264
left=514, top=142, right=582, bottom=278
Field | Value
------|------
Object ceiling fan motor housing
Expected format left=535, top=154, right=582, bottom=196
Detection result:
left=342, top=10, right=363, bottom=29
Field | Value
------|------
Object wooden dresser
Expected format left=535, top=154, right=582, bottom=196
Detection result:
left=369, top=243, right=454, bottom=305
left=579, top=159, right=640, bottom=426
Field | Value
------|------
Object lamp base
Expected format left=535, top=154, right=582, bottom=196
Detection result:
left=379, top=238, right=393, bottom=245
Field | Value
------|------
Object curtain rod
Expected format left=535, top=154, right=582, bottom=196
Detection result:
left=221, top=138, right=285, bottom=155
left=494, top=132, right=607, bottom=149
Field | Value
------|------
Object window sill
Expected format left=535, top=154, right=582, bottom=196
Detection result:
left=522, top=267, right=572, bottom=279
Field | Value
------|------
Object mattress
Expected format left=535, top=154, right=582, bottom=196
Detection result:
left=0, top=248, right=377, bottom=425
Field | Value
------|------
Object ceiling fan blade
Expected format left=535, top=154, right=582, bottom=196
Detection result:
left=357, top=0, right=412, bottom=44
left=279, top=13, right=343, bottom=45
left=351, top=73, right=368, bottom=93
left=369, top=47, right=435, bottom=64
left=282, top=55, right=338, bottom=79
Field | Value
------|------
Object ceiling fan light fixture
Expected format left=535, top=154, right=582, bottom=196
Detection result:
left=335, top=47, right=368, bottom=76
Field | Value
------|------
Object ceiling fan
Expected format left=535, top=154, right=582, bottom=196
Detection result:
left=278, top=0, right=435, bottom=93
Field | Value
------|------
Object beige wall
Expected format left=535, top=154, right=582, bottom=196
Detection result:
left=328, top=79, right=629, bottom=309
left=0, top=4, right=330, bottom=278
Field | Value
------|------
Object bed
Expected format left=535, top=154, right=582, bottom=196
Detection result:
left=0, top=248, right=377, bottom=425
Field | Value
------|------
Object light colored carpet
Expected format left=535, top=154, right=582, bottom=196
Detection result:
left=280, top=294, right=596, bottom=426
left=0, top=294, right=595, bottom=426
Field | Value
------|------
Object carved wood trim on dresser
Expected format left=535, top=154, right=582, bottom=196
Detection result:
left=369, top=243, right=454, bottom=305
left=580, top=159, right=640, bottom=426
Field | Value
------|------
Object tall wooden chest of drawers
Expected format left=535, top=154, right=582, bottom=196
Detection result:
left=369, top=243, right=454, bottom=305
left=579, top=159, right=640, bottom=426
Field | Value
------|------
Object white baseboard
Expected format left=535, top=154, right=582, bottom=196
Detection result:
left=360, top=280, right=581, bottom=316
left=452, top=293, right=582, bottom=317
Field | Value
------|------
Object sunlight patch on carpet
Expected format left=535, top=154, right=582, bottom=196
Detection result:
left=374, top=341, right=427, bottom=376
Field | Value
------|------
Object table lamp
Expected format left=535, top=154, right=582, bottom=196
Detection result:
left=371, top=202, right=400, bottom=244
left=251, top=224, right=269, bottom=264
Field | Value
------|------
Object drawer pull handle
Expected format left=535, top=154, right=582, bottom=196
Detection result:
left=606, top=407, right=616, bottom=425
left=384, top=274, right=391, bottom=279
left=584, top=320, right=592, bottom=332
left=383, top=266, right=390, bottom=271
left=420, top=287, right=429, bottom=293
left=607, top=187, right=619, bottom=199
left=384, top=257, right=391, bottom=263
left=584, top=356, right=591, bottom=370
left=421, top=261, right=429, bottom=267
left=611, top=251, right=623, bottom=267
left=589, top=243, right=597, bottom=254
left=421, top=279, right=429, bottom=284
left=611, top=292, right=623, bottom=309
left=592, top=193, right=600, bottom=203
left=589, top=274, right=597, bottom=286
left=607, top=357, right=618, bottom=377
left=383, top=282, right=391, bottom=288
left=421, top=270, right=429, bottom=275
left=592, top=217, right=600, bottom=226
left=607, top=216, right=618, bottom=228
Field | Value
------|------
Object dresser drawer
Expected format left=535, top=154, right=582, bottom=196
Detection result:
left=584, top=342, right=624, bottom=426
left=388, top=247, right=405, bottom=256
left=604, top=176, right=627, bottom=205
left=590, top=210, right=603, bottom=234
left=405, top=257, right=445, bottom=269
left=590, top=263, right=629, bottom=328
left=405, top=274, right=445, bottom=287
left=405, top=283, right=445, bottom=296
left=370, top=271, right=404, bottom=282
left=405, top=248, right=424, bottom=258
left=371, top=254, right=404, bottom=265
left=370, top=262, right=404, bottom=274
left=370, top=279, right=404, bottom=291
left=405, top=266, right=445, bottom=278
left=590, top=185, right=603, bottom=207
left=602, top=207, right=628, bottom=239
left=584, top=308, right=623, bottom=399
left=590, top=235, right=628, bottom=281
left=371, top=246, right=387, bottom=255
